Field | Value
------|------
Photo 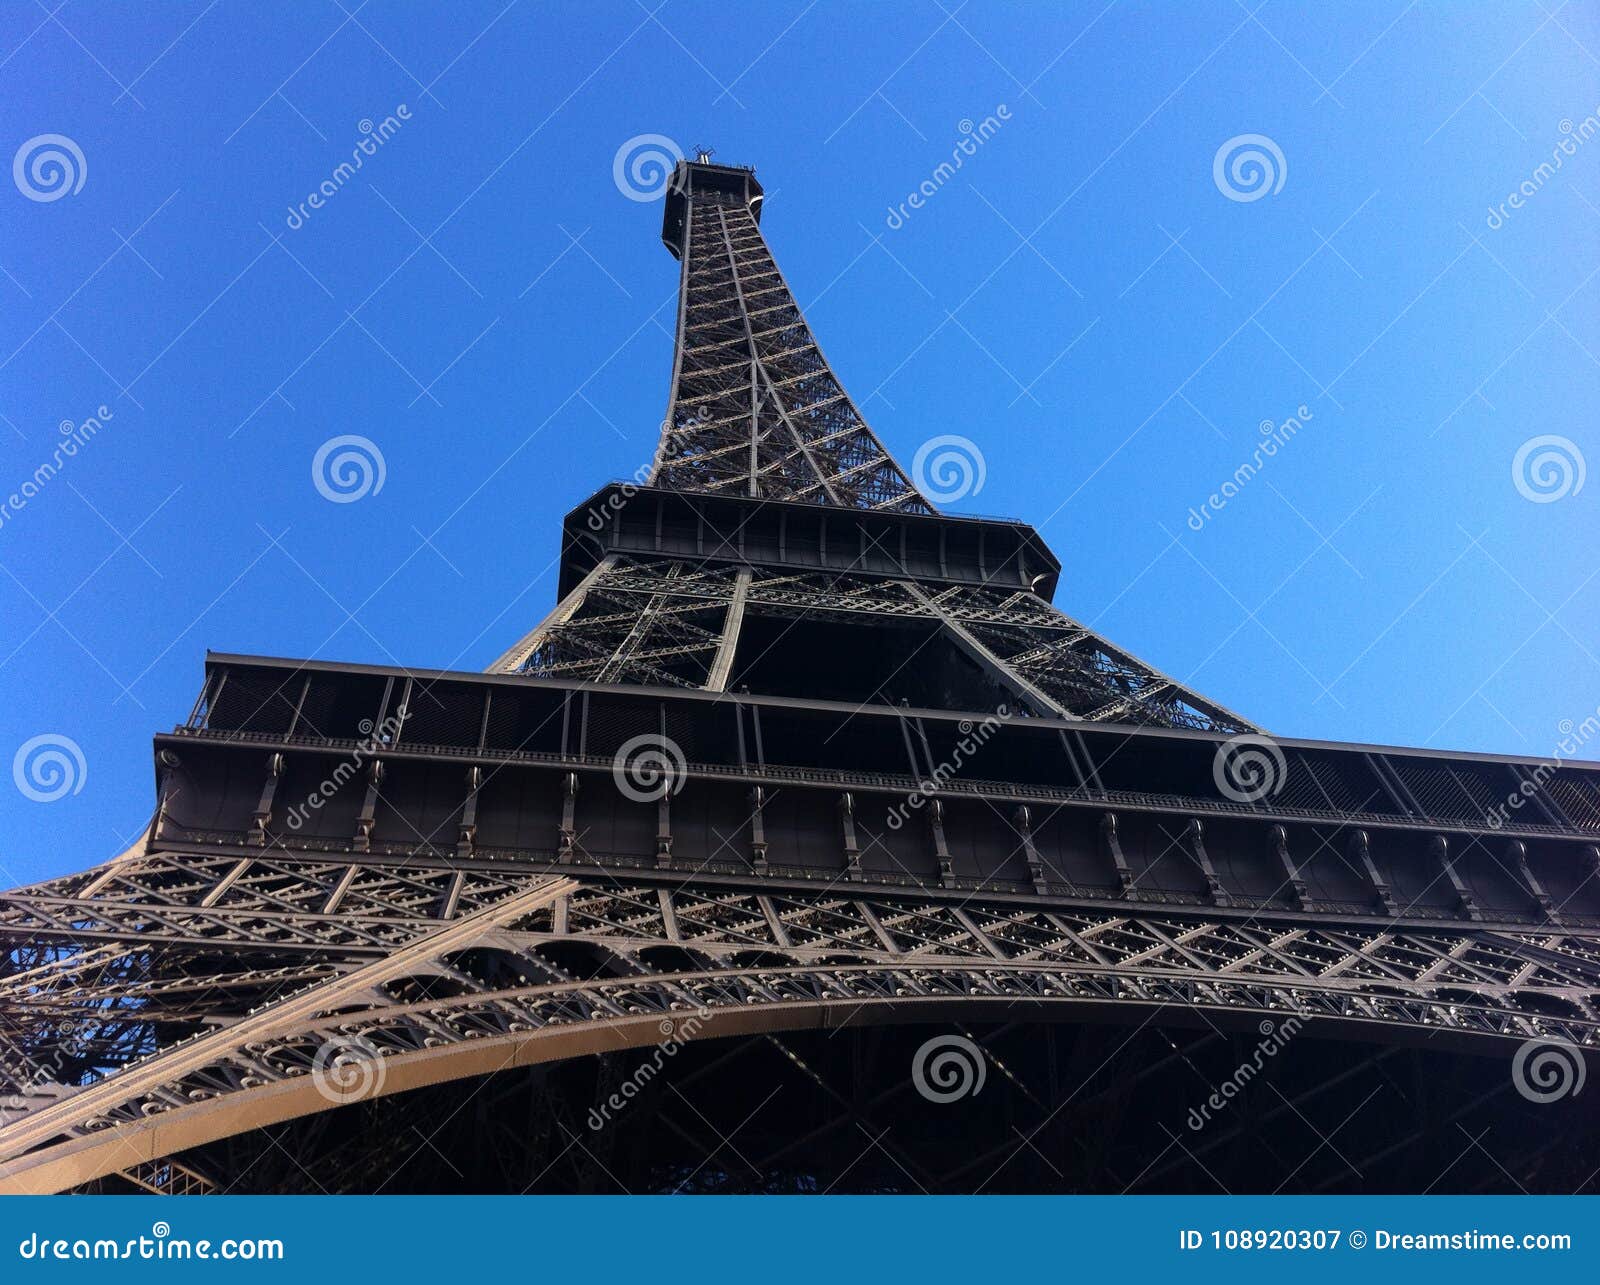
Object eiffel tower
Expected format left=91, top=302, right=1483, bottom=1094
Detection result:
left=3, top=156, right=1598, bottom=1195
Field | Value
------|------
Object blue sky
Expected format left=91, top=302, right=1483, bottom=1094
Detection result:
left=1, top=1, right=1596, bottom=886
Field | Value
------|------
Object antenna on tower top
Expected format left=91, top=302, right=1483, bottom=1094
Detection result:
left=692, top=145, right=714, bottom=163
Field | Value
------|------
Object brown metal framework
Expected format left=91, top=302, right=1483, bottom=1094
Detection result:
left=1, top=157, right=1596, bottom=1195
left=651, top=162, right=927, bottom=510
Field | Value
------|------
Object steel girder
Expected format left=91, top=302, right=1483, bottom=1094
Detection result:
left=2, top=851, right=1597, bottom=1193
left=653, top=188, right=930, bottom=512
left=493, top=554, right=1259, bottom=731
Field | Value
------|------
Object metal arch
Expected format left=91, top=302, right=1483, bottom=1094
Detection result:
left=1, top=948, right=1593, bottom=1195
left=4, top=858, right=1598, bottom=1192
left=3, top=972, right=1587, bottom=1203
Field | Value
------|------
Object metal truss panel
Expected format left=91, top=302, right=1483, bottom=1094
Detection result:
left=3, top=856, right=1598, bottom=1192
left=651, top=166, right=930, bottom=513
left=497, top=555, right=1256, bottom=731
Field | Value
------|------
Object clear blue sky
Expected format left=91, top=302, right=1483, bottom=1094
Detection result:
left=2, top=2, right=1596, bottom=886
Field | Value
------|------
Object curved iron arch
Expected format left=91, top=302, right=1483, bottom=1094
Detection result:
left=3, top=952, right=1594, bottom=1194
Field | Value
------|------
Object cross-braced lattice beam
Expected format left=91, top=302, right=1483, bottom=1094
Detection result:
left=491, top=555, right=1257, bottom=731
left=3, top=859, right=1595, bottom=1193
left=652, top=170, right=930, bottom=513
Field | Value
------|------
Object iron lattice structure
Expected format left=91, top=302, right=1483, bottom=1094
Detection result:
left=490, top=161, right=1256, bottom=731
left=650, top=164, right=928, bottom=509
left=2, top=158, right=1598, bottom=1195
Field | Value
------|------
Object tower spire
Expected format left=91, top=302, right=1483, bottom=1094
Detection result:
left=485, top=157, right=1259, bottom=731
left=651, top=156, right=932, bottom=513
